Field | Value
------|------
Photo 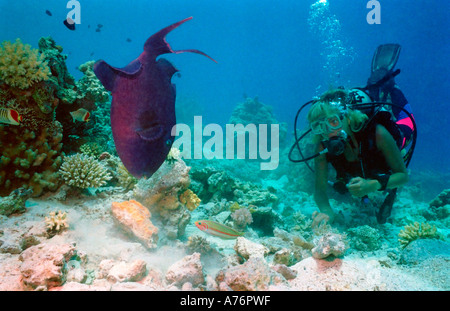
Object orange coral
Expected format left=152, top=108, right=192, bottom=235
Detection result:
left=179, top=189, right=201, bottom=211
left=111, top=200, right=159, bottom=249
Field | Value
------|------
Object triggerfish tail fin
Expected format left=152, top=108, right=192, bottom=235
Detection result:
left=143, top=16, right=217, bottom=63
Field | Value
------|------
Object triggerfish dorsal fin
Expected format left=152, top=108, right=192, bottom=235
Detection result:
left=93, top=59, right=142, bottom=92
left=142, top=16, right=217, bottom=63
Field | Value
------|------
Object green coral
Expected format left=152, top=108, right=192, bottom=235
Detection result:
left=398, top=222, right=443, bottom=248
left=0, top=125, right=63, bottom=197
left=79, top=142, right=103, bottom=158
left=58, top=153, right=111, bottom=189
left=0, top=188, right=33, bottom=216
left=76, top=60, right=110, bottom=105
left=347, top=225, right=382, bottom=251
left=0, top=38, right=50, bottom=89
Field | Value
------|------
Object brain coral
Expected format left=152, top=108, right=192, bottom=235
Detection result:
left=0, top=38, right=50, bottom=89
left=58, top=153, right=111, bottom=189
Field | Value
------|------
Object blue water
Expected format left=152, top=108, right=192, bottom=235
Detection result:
left=1, top=0, right=449, bottom=173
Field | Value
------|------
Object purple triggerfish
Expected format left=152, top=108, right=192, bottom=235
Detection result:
left=195, top=220, right=244, bottom=240
left=93, top=17, right=216, bottom=178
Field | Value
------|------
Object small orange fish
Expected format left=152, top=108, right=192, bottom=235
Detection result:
left=195, top=220, right=244, bottom=240
left=0, top=108, right=22, bottom=125
left=70, top=108, right=90, bottom=122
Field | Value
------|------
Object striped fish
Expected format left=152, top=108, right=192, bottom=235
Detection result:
left=70, top=108, right=90, bottom=122
left=195, top=220, right=244, bottom=240
left=0, top=108, right=22, bottom=125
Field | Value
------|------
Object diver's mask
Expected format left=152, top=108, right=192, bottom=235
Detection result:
left=310, top=114, right=348, bottom=156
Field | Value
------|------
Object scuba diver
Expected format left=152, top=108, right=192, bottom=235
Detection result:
left=289, top=44, right=417, bottom=226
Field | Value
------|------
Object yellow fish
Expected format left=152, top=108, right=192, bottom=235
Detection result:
left=70, top=108, right=90, bottom=122
left=195, top=220, right=244, bottom=240
left=0, top=108, right=22, bottom=125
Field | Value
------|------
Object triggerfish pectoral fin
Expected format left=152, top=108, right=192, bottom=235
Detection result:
left=143, top=16, right=217, bottom=63
left=93, top=59, right=142, bottom=92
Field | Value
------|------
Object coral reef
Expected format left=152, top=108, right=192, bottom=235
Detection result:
left=0, top=188, right=33, bottom=216
left=0, top=39, right=50, bottom=89
left=133, top=160, right=192, bottom=240
left=347, top=225, right=382, bottom=251
left=216, top=257, right=287, bottom=291
left=231, top=207, right=253, bottom=230
left=165, top=253, right=205, bottom=287
left=186, top=235, right=213, bottom=255
left=179, top=189, right=201, bottom=212
left=311, top=232, right=348, bottom=259
left=229, top=96, right=287, bottom=143
left=98, top=259, right=147, bottom=283
left=19, top=242, right=77, bottom=290
left=45, top=210, right=68, bottom=236
left=58, top=153, right=111, bottom=189
left=75, top=61, right=109, bottom=108
left=234, top=237, right=269, bottom=259
left=111, top=200, right=159, bottom=249
left=398, top=222, right=442, bottom=248
left=0, top=124, right=63, bottom=197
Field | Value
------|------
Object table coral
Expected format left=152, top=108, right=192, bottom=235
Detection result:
left=0, top=39, right=50, bottom=89
left=58, top=153, right=111, bottom=189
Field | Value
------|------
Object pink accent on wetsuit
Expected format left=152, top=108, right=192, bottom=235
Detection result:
left=397, top=114, right=415, bottom=148
left=396, top=114, right=415, bottom=130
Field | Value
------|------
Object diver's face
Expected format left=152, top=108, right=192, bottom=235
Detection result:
left=326, top=116, right=344, bottom=139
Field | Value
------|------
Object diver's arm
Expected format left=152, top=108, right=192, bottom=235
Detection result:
left=347, top=125, right=408, bottom=197
left=374, top=124, right=409, bottom=189
left=313, top=143, right=335, bottom=221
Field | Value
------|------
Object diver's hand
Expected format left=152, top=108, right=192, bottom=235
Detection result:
left=312, top=211, right=334, bottom=228
left=347, top=177, right=379, bottom=197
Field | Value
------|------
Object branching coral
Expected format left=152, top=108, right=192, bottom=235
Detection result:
left=0, top=124, right=63, bottom=197
left=45, top=210, right=68, bottom=235
left=79, top=142, right=103, bottom=158
left=398, top=222, right=442, bottom=248
left=0, top=39, right=50, bottom=89
left=58, top=153, right=111, bottom=189
left=76, top=61, right=110, bottom=106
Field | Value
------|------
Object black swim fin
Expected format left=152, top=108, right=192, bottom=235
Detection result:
left=376, top=188, right=397, bottom=224
left=371, top=44, right=401, bottom=73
